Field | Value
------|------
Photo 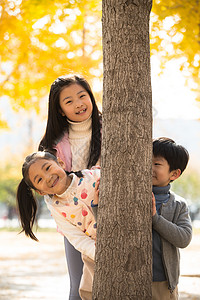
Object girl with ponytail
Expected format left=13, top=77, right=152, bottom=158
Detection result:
left=16, top=151, right=100, bottom=299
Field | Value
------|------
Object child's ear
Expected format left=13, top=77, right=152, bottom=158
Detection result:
left=170, top=169, right=181, bottom=181
left=57, top=157, right=66, bottom=169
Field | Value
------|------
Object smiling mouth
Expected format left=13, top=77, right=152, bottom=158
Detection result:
left=52, top=177, right=59, bottom=187
left=76, top=108, right=86, bottom=115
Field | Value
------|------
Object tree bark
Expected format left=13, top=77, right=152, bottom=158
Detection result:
left=93, top=0, right=152, bottom=299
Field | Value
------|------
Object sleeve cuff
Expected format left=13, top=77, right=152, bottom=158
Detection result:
left=91, top=200, right=98, bottom=207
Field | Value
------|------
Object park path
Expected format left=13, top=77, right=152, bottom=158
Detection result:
left=0, top=230, right=199, bottom=299
left=179, top=230, right=200, bottom=300
left=0, top=231, right=69, bottom=300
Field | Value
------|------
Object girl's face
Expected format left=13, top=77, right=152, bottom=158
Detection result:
left=59, top=84, right=93, bottom=122
left=28, top=159, right=69, bottom=195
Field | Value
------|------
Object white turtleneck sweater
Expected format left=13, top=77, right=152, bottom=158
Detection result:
left=68, top=116, right=92, bottom=172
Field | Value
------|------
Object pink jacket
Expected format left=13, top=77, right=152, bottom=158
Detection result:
left=54, top=132, right=72, bottom=172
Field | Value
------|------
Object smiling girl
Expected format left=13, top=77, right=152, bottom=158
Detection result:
left=38, top=75, right=101, bottom=299
left=16, top=151, right=100, bottom=299
left=17, top=151, right=99, bottom=244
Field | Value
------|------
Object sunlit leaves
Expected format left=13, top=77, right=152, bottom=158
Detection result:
left=151, top=0, right=200, bottom=100
left=0, top=0, right=102, bottom=118
left=0, top=0, right=199, bottom=129
left=0, top=112, right=9, bottom=130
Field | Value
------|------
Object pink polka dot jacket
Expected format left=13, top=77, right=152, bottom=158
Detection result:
left=45, top=168, right=100, bottom=240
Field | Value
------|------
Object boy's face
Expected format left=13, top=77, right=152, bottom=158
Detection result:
left=152, top=156, right=176, bottom=187
left=28, top=158, right=68, bottom=195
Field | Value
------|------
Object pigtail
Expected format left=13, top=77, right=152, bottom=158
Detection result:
left=16, top=179, right=38, bottom=241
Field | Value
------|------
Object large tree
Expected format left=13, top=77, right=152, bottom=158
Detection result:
left=93, top=0, right=152, bottom=299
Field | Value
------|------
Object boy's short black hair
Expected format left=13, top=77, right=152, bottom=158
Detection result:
left=153, top=137, right=189, bottom=174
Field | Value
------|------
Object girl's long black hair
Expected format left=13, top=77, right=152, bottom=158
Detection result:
left=16, top=151, right=83, bottom=241
left=38, top=75, right=102, bottom=168
left=17, top=179, right=38, bottom=241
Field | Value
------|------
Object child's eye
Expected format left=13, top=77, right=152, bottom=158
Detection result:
left=46, top=165, right=50, bottom=171
left=66, top=100, right=72, bottom=104
left=38, top=178, right=42, bottom=183
left=80, top=94, right=86, bottom=98
left=155, top=163, right=161, bottom=166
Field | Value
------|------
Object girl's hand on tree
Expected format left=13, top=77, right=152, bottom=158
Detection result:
left=93, top=178, right=100, bottom=205
left=152, top=192, right=156, bottom=216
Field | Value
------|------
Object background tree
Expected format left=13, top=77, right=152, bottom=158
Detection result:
left=0, top=113, right=9, bottom=130
left=151, top=0, right=200, bottom=100
left=93, top=1, right=152, bottom=299
left=0, top=162, right=44, bottom=223
left=0, top=163, right=21, bottom=222
left=0, top=0, right=199, bottom=128
left=0, top=0, right=102, bottom=116
left=172, top=170, right=200, bottom=204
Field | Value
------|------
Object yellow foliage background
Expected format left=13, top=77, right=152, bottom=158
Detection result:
left=0, top=0, right=199, bottom=128
left=0, top=0, right=102, bottom=118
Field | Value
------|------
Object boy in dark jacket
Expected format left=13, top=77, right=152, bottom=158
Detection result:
left=152, top=137, right=192, bottom=299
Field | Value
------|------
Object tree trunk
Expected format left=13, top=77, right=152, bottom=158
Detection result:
left=93, top=1, right=152, bottom=299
